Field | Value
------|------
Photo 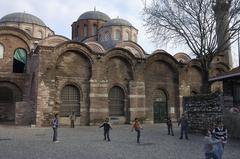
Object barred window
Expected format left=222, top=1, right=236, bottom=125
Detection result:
left=109, top=86, right=125, bottom=116
left=60, top=85, right=80, bottom=117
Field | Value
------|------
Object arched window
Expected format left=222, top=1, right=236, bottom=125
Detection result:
left=60, top=85, right=80, bottom=117
left=109, top=86, right=125, bottom=116
left=0, top=44, right=4, bottom=59
left=13, top=48, right=27, bottom=73
left=92, top=24, right=97, bottom=35
left=124, top=32, right=130, bottom=41
left=84, top=24, right=88, bottom=37
left=115, top=30, right=121, bottom=40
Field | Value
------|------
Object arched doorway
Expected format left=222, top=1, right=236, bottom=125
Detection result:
left=109, top=86, right=125, bottom=116
left=13, top=48, right=27, bottom=73
left=153, top=90, right=167, bottom=123
left=0, top=87, right=16, bottom=122
left=60, top=85, right=80, bottom=117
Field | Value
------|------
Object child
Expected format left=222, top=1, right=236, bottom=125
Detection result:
left=166, top=116, right=174, bottom=136
left=99, top=118, right=112, bottom=141
left=132, top=118, right=143, bottom=143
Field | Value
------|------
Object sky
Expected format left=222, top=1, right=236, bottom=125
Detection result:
left=0, top=0, right=239, bottom=66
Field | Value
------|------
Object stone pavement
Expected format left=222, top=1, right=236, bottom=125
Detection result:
left=0, top=124, right=239, bottom=159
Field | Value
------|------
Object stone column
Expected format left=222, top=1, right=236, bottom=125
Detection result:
left=128, top=81, right=146, bottom=123
left=89, top=79, right=109, bottom=125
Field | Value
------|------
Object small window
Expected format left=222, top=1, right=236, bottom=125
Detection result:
left=84, top=24, right=88, bottom=37
left=0, top=44, right=4, bottom=59
left=124, top=32, right=130, bottom=41
left=13, top=48, right=27, bottom=73
left=92, top=24, right=97, bottom=35
left=115, top=30, right=121, bottom=40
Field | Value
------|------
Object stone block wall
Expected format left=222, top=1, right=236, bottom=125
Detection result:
left=183, top=93, right=223, bottom=133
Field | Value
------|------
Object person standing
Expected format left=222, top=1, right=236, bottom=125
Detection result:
left=178, top=113, right=189, bottom=140
left=213, top=121, right=228, bottom=149
left=166, top=116, right=174, bottom=136
left=52, top=113, right=59, bottom=143
left=69, top=112, right=76, bottom=128
left=99, top=118, right=112, bottom=141
left=203, top=129, right=222, bottom=159
left=132, top=118, right=143, bottom=144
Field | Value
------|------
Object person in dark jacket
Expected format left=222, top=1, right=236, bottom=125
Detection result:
left=166, top=116, right=174, bottom=136
left=99, top=118, right=112, bottom=141
left=52, top=113, right=59, bottom=143
left=178, top=113, right=188, bottom=140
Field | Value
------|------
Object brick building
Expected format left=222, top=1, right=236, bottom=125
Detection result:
left=0, top=11, right=229, bottom=126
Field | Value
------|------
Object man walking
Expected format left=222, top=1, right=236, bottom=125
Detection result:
left=178, top=113, right=188, bottom=140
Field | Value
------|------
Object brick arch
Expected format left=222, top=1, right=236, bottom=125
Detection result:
left=55, top=50, right=92, bottom=79
left=54, top=41, right=94, bottom=65
left=145, top=52, right=179, bottom=75
left=0, top=81, right=22, bottom=101
left=104, top=48, right=136, bottom=80
left=0, top=81, right=23, bottom=122
left=115, top=41, right=146, bottom=58
left=144, top=57, right=179, bottom=122
left=0, top=26, right=31, bottom=52
left=105, top=56, right=134, bottom=82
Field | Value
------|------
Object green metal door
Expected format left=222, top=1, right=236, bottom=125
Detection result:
left=154, top=101, right=167, bottom=123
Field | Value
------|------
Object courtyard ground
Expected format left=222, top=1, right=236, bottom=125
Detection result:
left=0, top=124, right=239, bottom=159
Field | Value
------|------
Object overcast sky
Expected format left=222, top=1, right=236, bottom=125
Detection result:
left=0, top=0, right=239, bottom=66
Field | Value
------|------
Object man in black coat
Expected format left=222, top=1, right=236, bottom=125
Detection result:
left=99, top=118, right=112, bottom=141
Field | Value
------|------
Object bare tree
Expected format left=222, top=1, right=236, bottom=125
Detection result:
left=143, top=0, right=240, bottom=92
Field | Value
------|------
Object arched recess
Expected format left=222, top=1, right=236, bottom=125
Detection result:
left=106, top=56, right=133, bottom=83
left=0, top=82, right=22, bottom=122
left=13, top=48, right=27, bottom=73
left=144, top=59, right=179, bottom=122
left=108, top=86, right=125, bottom=116
left=55, top=51, right=91, bottom=79
left=153, top=89, right=168, bottom=123
left=60, top=85, right=80, bottom=117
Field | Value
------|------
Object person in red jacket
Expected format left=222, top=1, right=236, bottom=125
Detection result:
left=132, top=118, right=143, bottom=143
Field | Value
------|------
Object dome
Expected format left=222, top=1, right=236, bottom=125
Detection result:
left=78, top=11, right=110, bottom=21
left=0, top=12, right=46, bottom=26
left=104, top=18, right=132, bottom=27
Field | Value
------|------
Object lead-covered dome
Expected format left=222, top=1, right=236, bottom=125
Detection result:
left=104, top=18, right=132, bottom=27
left=78, top=11, right=110, bottom=21
left=0, top=12, right=46, bottom=26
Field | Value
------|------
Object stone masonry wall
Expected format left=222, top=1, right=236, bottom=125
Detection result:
left=183, top=93, right=223, bottom=133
